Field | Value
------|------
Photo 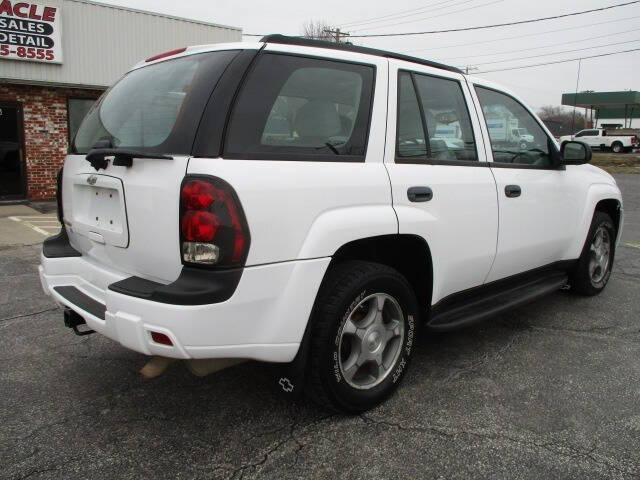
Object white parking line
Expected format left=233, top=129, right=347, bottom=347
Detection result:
left=625, top=241, right=640, bottom=250
left=8, top=216, right=60, bottom=237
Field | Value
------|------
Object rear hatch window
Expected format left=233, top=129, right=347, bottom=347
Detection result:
left=72, top=50, right=240, bottom=156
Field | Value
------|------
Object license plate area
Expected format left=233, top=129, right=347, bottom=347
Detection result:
left=71, top=174, right=129, bottom=248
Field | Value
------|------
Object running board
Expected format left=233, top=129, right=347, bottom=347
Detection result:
left=427, top=271, right=568, bottom=331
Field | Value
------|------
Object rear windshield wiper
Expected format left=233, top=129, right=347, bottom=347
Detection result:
left=85, top=148, right=173, bottom=170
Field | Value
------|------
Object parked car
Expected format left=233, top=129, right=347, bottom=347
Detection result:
left=559, top=128, right=639, bottom=153
left=40, top=35, right=623, bottom=413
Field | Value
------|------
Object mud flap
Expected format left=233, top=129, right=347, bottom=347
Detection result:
left=273, top=332, right=311, bottom=399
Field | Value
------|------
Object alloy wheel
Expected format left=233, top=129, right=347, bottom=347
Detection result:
left=589, top=225, right=611, bottom=284
left=338, top=293, right=405, bottom=390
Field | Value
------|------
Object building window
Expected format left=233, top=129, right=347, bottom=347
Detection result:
left=67, top=98, right=97, bottom=143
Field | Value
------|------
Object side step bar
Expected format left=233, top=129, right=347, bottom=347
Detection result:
left=427, top=271, right=568, bottom=331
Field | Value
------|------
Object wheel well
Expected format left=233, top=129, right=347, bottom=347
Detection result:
left=595, top=199, right=621, bottom=236
left=331, top=234, right=433, bottom=311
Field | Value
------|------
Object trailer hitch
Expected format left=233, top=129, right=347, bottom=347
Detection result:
left=63, top=308, right=95, bottom=336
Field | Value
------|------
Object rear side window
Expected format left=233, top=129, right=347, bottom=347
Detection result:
left=72, top=51, right=239, bottom=155
left=396, top=71, right=478, bottom=164
left=580, top=130, right=599, bottom=137
left=225, top=53, right=375, bottom=161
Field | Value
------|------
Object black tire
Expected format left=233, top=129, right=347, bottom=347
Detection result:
left=306, top=260, right=419, bottom=413
left=611, top=142, right=623, bottom=154
left=569, top=211, right=616, bottom=296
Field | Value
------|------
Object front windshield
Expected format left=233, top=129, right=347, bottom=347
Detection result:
left=72, top=51, right=238, bottom=155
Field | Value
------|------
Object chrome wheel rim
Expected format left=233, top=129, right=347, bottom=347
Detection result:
left=338, top=293, right=405, bottom=390
left=589, top=226, right=611, bottom=284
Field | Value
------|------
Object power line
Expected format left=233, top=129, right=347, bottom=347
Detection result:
left=476, top=47, right=640, bottom=74
left=461, top=38, right=640, bottom=67
left=402, top=15, right=640, bottom=53
left=349, top=0, right=488, bottom=32
left=436, top=26, right=639, bottom=60
left=338, top=0, right=460, bottom=28
left=350, top=0, right=504, bottom=32
left=348, top=1, right=640, bottom=37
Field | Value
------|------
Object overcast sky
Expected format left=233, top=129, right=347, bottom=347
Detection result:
left=100, top=0, right=639, bottom=110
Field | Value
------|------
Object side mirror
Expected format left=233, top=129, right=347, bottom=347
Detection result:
left=561, top=140, right=592, bottom=165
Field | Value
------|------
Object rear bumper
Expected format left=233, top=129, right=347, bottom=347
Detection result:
left=39, top=253, right=330, bottom=362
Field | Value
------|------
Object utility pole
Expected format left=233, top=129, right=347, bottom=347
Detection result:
left=323, top=28, right=350, bottom=43
left=570, top=58, right=582, bottom=135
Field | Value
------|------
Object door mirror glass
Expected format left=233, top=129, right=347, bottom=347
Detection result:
left=561, top=140, right=591, bottom=165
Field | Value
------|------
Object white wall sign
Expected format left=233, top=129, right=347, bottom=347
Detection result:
left=0, top=1, right=62, bottom=64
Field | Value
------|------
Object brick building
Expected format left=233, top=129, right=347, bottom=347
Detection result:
left=0, top=0, right=241, bottom=201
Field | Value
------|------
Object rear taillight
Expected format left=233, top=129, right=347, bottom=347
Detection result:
left=179, top=176, right=250, bottom=267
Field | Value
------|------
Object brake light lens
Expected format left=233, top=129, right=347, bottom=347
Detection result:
left=179, top=176, right=250, bottom=267
left=181, top=210, right=219, bottom=242
left=145, top=47, right=187, bottom=63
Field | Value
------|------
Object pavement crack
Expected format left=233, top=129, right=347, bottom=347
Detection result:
left=229, top=418, right=300, bottom=480
left=358, top=415, right=638, bottom=475
left=226, top=413, right=335, bottom=479
left=0, top=307, right=58, bottom=323
left=443, top=333, right=519, bottom=383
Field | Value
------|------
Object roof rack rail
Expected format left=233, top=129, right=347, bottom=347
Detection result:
left=259, top=34, right=463, bottom=74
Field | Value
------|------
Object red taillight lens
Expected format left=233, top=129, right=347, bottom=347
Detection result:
left=181, top=180, right=215, bottom=210
left=181, top=210, right=219, bottom=242
left=179, top=176, right=250, bottom=267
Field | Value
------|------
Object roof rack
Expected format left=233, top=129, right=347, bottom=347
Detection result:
left=259, top=34, right=463, bottom=74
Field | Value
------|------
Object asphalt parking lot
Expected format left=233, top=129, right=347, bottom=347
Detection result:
left=1, top=175, right=639, bottom=480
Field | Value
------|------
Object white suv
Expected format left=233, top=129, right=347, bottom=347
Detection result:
left=40, top=35, right=623, bottom=412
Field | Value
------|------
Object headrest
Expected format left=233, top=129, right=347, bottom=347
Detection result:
left=294, top=100, right=341, bottom=139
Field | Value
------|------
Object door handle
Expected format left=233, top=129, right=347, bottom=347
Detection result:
left=505, top=185, right=521, bottom=198
left=407, top=186, right=433, bottom=202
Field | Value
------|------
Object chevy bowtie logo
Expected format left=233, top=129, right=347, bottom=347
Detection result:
left=278, top=377, right=294, bottom=393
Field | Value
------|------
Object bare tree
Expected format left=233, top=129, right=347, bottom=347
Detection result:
left=301, top=20, right=334, bottom=41
left=538, top=105, right=586, bottom=136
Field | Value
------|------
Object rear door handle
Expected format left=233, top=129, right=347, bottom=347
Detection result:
left=407, top=186, right=433, bottom=202
left=505, top=185, right=521, bottom=198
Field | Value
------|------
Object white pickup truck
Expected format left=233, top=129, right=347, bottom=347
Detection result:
left=40, top=35, right=623, bottom=412
left=560, top=128, right=639, bottom=153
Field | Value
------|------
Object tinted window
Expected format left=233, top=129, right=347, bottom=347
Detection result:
left=581, top=130, right=599, bottom=137
left=476, top=86, right=555, bottom=167
left=68, top=98, right=96, bottom=143
left=396, top=71, right=477, bottom=163
left=225, top=53, right=374, bottom=161
left=73, top=51, right=238, bottom=155
left=396, top=72, right=426, bottom=159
